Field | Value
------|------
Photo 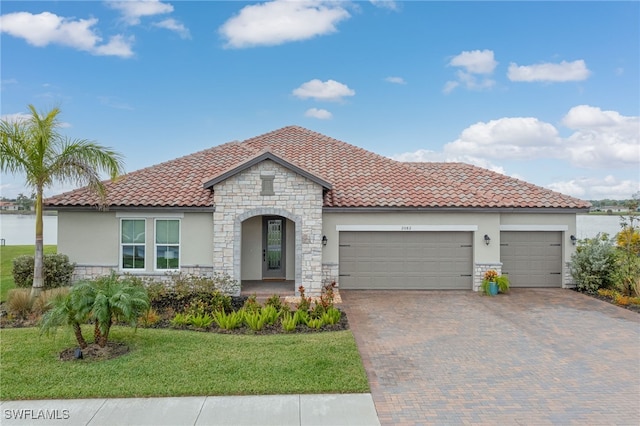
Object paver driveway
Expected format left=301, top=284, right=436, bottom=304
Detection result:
left=341, top=289, right=640, bottom=425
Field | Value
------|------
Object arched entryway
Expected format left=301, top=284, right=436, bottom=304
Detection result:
left=235, top=208, right=302, bottom=295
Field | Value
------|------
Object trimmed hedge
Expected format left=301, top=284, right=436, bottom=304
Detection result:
left=12, top=254, right=75, bottom=290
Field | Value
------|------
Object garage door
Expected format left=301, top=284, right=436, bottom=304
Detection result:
left=338, top=231, right=473, bottom=290
left=500, top=231, right=562, bottom=287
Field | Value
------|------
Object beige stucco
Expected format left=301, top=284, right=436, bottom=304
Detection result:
left=57, top=211, right=214, bottom=275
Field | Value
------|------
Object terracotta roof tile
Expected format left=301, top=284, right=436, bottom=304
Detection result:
left=45, top=126, right=591, bottom=210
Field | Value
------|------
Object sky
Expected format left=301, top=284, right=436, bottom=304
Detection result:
left=1, top=0, right=639, bottom=202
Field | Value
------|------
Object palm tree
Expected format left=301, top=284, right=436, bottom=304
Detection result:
left=40, top=288, right=89, bottom=349
left=1, top=105, right=124, bottom=298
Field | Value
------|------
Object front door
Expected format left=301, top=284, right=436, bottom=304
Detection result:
left=262, top=216, right=286, bottom=279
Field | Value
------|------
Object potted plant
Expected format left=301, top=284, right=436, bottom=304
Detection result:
left=481, top=269, right=510, bottom=296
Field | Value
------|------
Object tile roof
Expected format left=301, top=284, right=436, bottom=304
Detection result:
left=45, top=126, right=591, bottom=210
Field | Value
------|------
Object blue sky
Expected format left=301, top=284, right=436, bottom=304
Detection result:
left=1, top=0, right=638, bottom=201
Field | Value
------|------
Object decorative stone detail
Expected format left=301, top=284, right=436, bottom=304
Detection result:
left=213, top=160, right=324, bottom=296
left=322, top=262, right=339, bottom=287
left=474, top=263, right=503, bottom=291
left=563, top=261, right=575, bottom=288
left=71, top=265, right=117, bottom=282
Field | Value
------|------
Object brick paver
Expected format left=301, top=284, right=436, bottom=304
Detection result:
left=342, top=289, right=640, bottom=425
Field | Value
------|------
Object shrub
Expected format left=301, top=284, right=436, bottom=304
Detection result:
left=170, top=312, right=190, bottom=328
left=139, top=308, right=161, bottom=328
left=213, top=310, right=244, bottom=330
left=6, top=288, right=33, bottom=319
left=265, top=294, right=283, bottom=311
left=261, top=305, right=280, bottom=325
left=244, top=310, right=267, bottom=331
left=321, top=307, right=342, bottom=325
left=306, top=317, right=324, bottom=330
left=570, top=234, right=617, bottom=292
left=12, top=254, right=75, bottom=290
left=188, top=313, right=214, bottom=329
left=280, top=312, right=297, bottom=333
left=296, top=286, right=311, bottom=312
left=611, top=249, right=640, bottom=296
left=243, top=294, right=261, bottom=313
left=293, top=309, right=309, bottom=325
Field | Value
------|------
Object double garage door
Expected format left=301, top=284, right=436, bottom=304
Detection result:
left=338, top=230, right=563, bottom=289
left=339, top=231, right=473, bottom=290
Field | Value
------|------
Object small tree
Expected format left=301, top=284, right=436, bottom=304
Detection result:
left=1, top=105, right=124, bottom=298
left=613, top=207, right=640, bottom=296
left=40, top=290, right=89, bottom=349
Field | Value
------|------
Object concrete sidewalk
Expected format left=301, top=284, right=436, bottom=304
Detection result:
left=0, top=394, right=380, bottom=426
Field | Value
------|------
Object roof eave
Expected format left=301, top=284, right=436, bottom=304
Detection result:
left=322, top=206, right=591, bottom=214
left=202, top=151, right=332, bottom=190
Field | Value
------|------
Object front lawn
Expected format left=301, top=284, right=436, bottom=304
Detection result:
left=0, top=245, right=57, bottom=302
left=0, top=326, right=369, bottom=400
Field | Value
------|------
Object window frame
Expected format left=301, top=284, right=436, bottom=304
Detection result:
left=120, top=218, right=147, bottom=271
left=154, top=218, right=181, bottom=272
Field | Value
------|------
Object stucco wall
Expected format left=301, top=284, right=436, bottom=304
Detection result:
left=57, top=210, right=214, bottom=279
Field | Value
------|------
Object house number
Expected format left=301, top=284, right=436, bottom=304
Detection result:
left=401, top=226, right=412, bottom=231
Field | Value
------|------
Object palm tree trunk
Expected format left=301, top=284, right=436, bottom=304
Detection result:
left=94, top=320, right=102, bottom=344
left=31, top=186, right=44, bottom=299
left=73, top=322, right=88, bottom=349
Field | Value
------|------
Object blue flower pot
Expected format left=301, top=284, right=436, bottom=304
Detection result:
left=489, top=282, right=498, bottom=296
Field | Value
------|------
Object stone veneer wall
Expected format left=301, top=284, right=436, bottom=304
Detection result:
left=563, top=261, right=575, bottom=288
left=213, top=160, right=324, bottom=296
left=322, top=262, right=339, bottom=288
left=474, top=263, right=503, bottom=291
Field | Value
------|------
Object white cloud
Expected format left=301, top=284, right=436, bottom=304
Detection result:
left=0, top=113, right=31, bottom=123
left=444, top=117, right=561, bottom=160
left=0, top=11, right=134, bottom=57
left=219, top=0, right=351, bottom=48
left=293, top=79, right=355, bottom=101
left=370, top=1, right=399, bottom=11
left=153, top=18, right=191, bottom=39
left=508, top=59, right=590, bottom=82
left=106, top=0, right=174, bottom=25
left=561, top=105, right=639, bottom=169
left=547, top=176, right=640, bottom=200
left=449, top=49, right=497, bottom=74
left=385, top=76, right=406, bottom=85
left=98, top=96, right=134, bottom=110
left=305, top=108, right=332, bottom=119
left=445, top=49, right=497, bottom=93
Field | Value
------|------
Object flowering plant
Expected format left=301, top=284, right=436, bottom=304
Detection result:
left=483, top=269, right=499, bottom=282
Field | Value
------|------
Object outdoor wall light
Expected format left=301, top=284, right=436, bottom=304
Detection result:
left=570, top=235, right=577, bottom=245
left=484, top=234, right=491, bottom=246
left=322, top=235, right=328, bottom=246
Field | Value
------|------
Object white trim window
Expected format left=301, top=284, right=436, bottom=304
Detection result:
left=155, top=219, right=180, bottom=271
left=121, top=219, right=146, bottom=270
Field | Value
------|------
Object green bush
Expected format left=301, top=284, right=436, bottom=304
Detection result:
left=12, top=254, right=75, bottom=289
left=570, top=234, right=617, bottom=292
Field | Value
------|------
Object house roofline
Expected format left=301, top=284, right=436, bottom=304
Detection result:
left=322, top=207, right=591, bottom=214
left=44, top=205, right=216, bottom=213
left=202, top=151, right=332, bottom=190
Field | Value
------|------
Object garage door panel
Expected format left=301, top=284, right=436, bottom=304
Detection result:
left=501, top=231, right=562, bottom=288
left=339, top=231, right=472, bottom=290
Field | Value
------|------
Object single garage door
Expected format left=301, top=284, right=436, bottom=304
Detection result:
left=339, top=231, right=473, bottom=290
left=500, top=231, right=562, bottom=287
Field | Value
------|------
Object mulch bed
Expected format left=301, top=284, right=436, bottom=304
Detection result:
left=59, top=342, right=130, bottom=361
left=572, top=288, right=640, bottom=314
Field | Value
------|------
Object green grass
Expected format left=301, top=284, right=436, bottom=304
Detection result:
left=0, top=245, right=56, bottom=302
left=0, top=326, right=369, bottom=400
